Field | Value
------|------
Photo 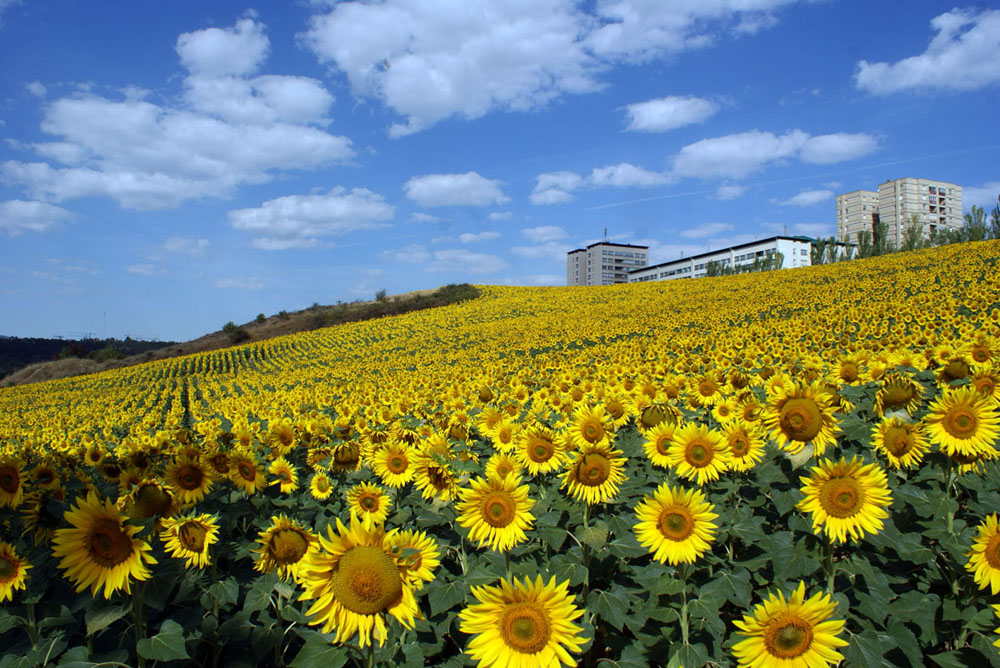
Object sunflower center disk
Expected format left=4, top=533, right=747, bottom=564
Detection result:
left=986, top=535, right=1000, bottom=569
left=576, top=454, right=611, bottom=487
left=779, top=398, right=823, bottom=441
left=582, top=421, right=603, bottom=443
left=641, top=406, right=665, bottom=428
left=655, top=435, right=672, bottom=456
left=944, top=407, right=977, bottom=439
left=332, top=546, right=403, bottom=615
left=685, top=441, right=712, bottom=467
left=238, top=462, right=256, bottom=481
left=0, top=469, right=19, bottom=493
left=530, top=441, right=554, bottom=463
left=730, top=435, right=749, bottom=456
left=840, top=363, right=859, bottom=382
left=178, top=466, right=203, bottom=490
left=178, top=522, right=208, bottom=552
left=480, top=491, right=516, bottom=528
left=500, top=603, right=551, bottom=655
left=88, top=519, right=134, bottom=568
left=133, top=484, right=172, bottom=518
left=819, top=477, right=864, bottom=519
left=388, top=456, right=408, bottom=473
left=943, top=359, right=970, bottom=381
left=0, top=556, right=17, bottom=579
left=270, top=529, right=309, bottom=565
left=883, top=383, right=914, bottom=408
left=884, top=427, right=913, bottom=456
left=765, top=618, right=813, bottom=659
left=658, top=508, right=694, bottom=541
left=361, top=495, right=379, bottom=511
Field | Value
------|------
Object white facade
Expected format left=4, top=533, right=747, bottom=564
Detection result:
left=836, top=190, right=879, bottom=244
left=877, top=178, right=962, bottom=246
left=566, top=242, right=648, bottom=286
left=629, top=236, right=812, bottom=283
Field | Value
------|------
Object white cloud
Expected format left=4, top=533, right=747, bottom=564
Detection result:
left=761, top=221, right=833, bottom=237
left=0, top=0, right=20, bottom=27
left=2, top=18, right=352, bottom=211
left=410, top=212, right=443, bottom=223
left=669, top=130, right=877, bottom=180
left=716, top=185, right=746, bottom=200
left=0, top=199, right=73, bottom=236
left=404, top=172, right=509, bottom=207
left=589, top=163, right=668, bottom=188
left=25, top=81, right=46, bottom=97
left=622, top=95, right=719, bottom=132
left=780, top=189, right=833, bottom=207
left=530, top=171, right=585, bottom=205
left=511, top=241, right=576, bottom=262
left=127, top=264, right=156, bottom=276
left=228, top=187, right=395, bottom=250
left=521, top=225, right=567, bottom=243
left=214, top=276, right=264, bottom=290
left=427, top=249, right=506, bottom=274
left=856, top=8, right=1000, bottom=94
left=163, top=236, right=210, bottom=256
left=380, top=243, right=431, bottom=264
left=489, top=211, right=512, bottom=221
left=963, top=182, right=1000, bottom=210
left=458, top=231, right=501, bottom=243
left=679, top=222, right=735, bottom=239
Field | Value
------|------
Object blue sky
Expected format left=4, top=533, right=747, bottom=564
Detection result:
left=1, top=1, right=998, bottom=341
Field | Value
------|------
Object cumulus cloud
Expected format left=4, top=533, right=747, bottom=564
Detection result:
left=589, top=163, right=668, bottom=188
left=427, top=249, right=506, bottom=274
left=489, top=211, right=512, bottom=221
left=25, top=81, right=46, bottom=97
left=963, top=182, right=1000, bottom=210
left=856, top=8, right=1000, bottom=94
left=521, top=225, right=567, bottom=244
left=228, top=187, right=395, bottom=250
left=511, top=241, right=576, bottom=262
left=0, top=199, right=73, bottom=235
left=622, top=95, right=719, bottom=132
left=435, top=231, right=501, bottom=243
left=531, top=164, right=666, bottom=205
left=530, top=171, right=585, bottom=205
left=669, top=130, right=877, bottom=180
left=410, top=212, right=443, bottom=223
left=679, top=222, right=734, bottom=239
left=380, top=244, right=431, bottom=264
left=716, top=185, right=746, bottom=200
left=214, top=276, right=263, bottom=290
left=163, top=236, right=210, bottom=256
left=127, top=264, right=156, bottom=275
left=780, top=189, right=833, bottom=207
left=302, top=0, right=798, bottom=135
left=2, top=17, right=351, bottom=211
left=404, top=172, right=509, bottom=207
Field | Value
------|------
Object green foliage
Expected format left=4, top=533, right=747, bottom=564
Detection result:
left=222, top=321, right=250, bottom=344
left=375, top=288, right=388, bottom=302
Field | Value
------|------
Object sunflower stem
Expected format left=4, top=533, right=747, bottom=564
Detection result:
left=26, top=602, right=37, bottom=650
left=365, top=640, right=375, bottom=668
left=504, top=551, right=512, bottom=582
left=678, top=564, right=690, bottom=646
left=133, top=583, right=146, bottom=668
left=824, top=537, right=836, bottom=594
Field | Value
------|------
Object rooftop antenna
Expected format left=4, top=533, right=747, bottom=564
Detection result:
left=783, top=224, right=787, bottom=236
left=603, top=227, right=608, bottom=242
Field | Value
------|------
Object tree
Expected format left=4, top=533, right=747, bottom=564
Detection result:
left=856, top=229, right=874, bottom=258
left=991, top=196, right=1000, bottom=240
left=375, top=288, right=388, bottom=302
left=901, top=214, right=925, bottom=252
left=811, top=237, right=830, bottom=265
left=963, top=205, right=988, bottom=242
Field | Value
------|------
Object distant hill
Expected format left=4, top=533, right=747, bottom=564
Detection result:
left=0, top=283, right=480, bottom=388
left=0, top=336, right=175, bottom=380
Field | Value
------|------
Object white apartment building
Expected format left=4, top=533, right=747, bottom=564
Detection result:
left=566, top=242, right=648, bottom=286
left=629, top=236, right=812, bottom=283
left=836, top=178, right=963, bottom=247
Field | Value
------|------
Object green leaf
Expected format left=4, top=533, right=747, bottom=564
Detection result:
left=0, top=611, right=24, bottom=634
left=580, top=520, right=609, bottom=551
left=929, top=651, right=967, bottom=668
left=616, top=642, right=650, bottom=668
left=890, top=591, right=940, bottom=643
left=705, top=568, right=752, bottom=607
left=670, top=642, right=708, bottom=668
left=289, top=632, right=349, bottom=668
left=136, top=619, right=190, bottom=662
left=85, top=601, right=131, bottom=636
left=54, top=646, right=94, bottom=668
left=970, top=632, right=1000, bottom=668
left=887, top=619, right=923, bottom=668
left=843, top=630, right=894, bottom=667
left=607, top=533, right=648, bottom=559
left=588, top=587, right=629, bottom=631
left=427, top=580, right=466, bottom=617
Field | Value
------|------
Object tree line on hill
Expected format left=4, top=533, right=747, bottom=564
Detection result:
left=0, top=336, right=174, bottom=379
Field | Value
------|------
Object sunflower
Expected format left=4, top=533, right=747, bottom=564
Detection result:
left=873, top=372, right=925, bottom=417
left=347, top=482, right=392, bottom=527
left=159, top=513, right=220, bottom=569
left=965, top=515, right=1000, bottom=595
left=0, top=542, right=30, bottom=602
left=636, top=402, right=679, bottom=434
left=456, top=475, right=535, bottom=552
left=641, top=421, right=676, bottom=469
left=517, top=426, right=565, bottom=476
left=666, top=423, right=731, bottom=486
left=485, top=452, right=522, bottom=481
left=602, top=392, right=633, bottom=429
left=711, top=397, right=740, bottom=424
left=299, top=517, right=418, bottom=648
left=21, top=488, right=66, bottom=545
left=310, top=471, right=334, bottom=500
left=633, top=483, right=718, bottom=565
left=567, top=404, right=613, bottom=450
left=994, top=604, right=1000, bottom=650
left=268, top=456, right=299, bottom=494
left=732, top=581, right=848, bottom=668
left=871, top=417, right=930, bottom=469
left=51, top=492, right=157, bottom=599
left=385, top=528, right=441, bottom=590
left=163, top=456, right=214, bottom=505
left=762, top=382, right=840, bottom=456
left=411, top=453, right=458, bottom=503
left=969, top=365, right=1000, bottom=404
left=490, top=417, right=520, bottom=452
left=561, top=444, right=628, bottom=505
left=121, top=479, right=177, bottom=522
left=372, top=443, right=415, bottom=488
left=924, top=386, right=1000, bottom=457
left=797, top=456, right=892, bottom=544
left=690, top=371, right=725, bottom=407
left=331, top=442, right=363, bottom=473
left=0, top=456, right=25, bottom=509
left=229, top=449, right=265, bottom=495
left=722, top=421, right=766, bottom=472
left=458, top=575, right=587, bottom=668
left=253, top=515, right=319, bottom=581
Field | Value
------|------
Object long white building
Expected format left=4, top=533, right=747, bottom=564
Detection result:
left=628, top=236, right=812, bottom=283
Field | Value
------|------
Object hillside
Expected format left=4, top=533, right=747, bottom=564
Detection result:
left=0, top=283, right=478, bottom=387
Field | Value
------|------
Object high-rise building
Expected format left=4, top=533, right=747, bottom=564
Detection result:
left=836, top=178, right=963, bottom=247
left=566, top=242, right=648, bottom=286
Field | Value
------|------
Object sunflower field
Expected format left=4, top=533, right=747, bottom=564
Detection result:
left=1, top=240, right=1000, bottom=668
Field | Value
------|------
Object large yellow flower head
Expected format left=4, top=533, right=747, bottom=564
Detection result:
left=762, top=382, right=840, bottom=456
left=0, top=455, right=25, bottom=509
left=228, top=449, right=265, bottom=495
left=871, top=416, right=930, bottom=469
left=517, top=426, right=565, bottom=476
left=164, top=456, right=214, bottom=505
left=924, top=386, right=1000, bottom=457
left=797, top=456, right=892, bottom=544
left=666, top=422, right=731, bottom=486
left=567, top=404, right=614, bottom=450
left=309, top=471, right=334, bottom=500
left=722, top=420, right=766, bottom=473
left=456, top=475, right=535, bottom=552
left=51, top=492, right=157, bottom=599
left=372, top=443, right=415, bottom=487
left=966, top=514, right=1000, bottom=595
left=347, top=482, right=392, bottom=527
left=411, top=451, right=458, bottom=503
left=299, top=516, right=418, bottom=648
left=561, top=444, right=627, bottom=505
left=385, top=528, right=440, bottom=590
left=159, top=513, right=220, bottom=570
left=641, top=421, right=675, bottom=469
left=873, top=372, right=925, bottom=417
left=0, top=542, right=31, bottom=602
left=253, top=514, right=319, bottom=581
left=732, top=581, right=848, bottom=668
left=633, top=483, right=718, bottom=565
left=485, top=452, right=523, bottom=481
left=458, top=575, right=587, bottom=668
left=268, top=455, right=299, bottom=494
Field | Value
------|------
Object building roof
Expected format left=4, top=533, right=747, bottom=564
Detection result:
left=630, top=235, right=811, bottom=273
left=584, top=241, right=649, bottom=250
